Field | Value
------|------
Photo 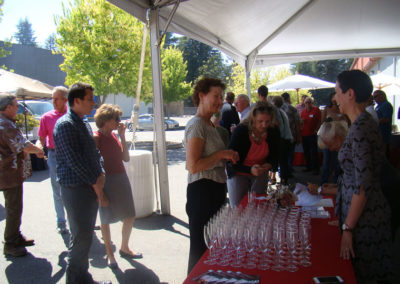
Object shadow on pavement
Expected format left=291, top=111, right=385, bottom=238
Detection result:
left=166, top=148, right=186, bottom=166
left=0, top=203, right=5, bottom=222
left=112, top=258, right=163, bottom=284
left=27, top=169, right=50, bottom=183
left=134, top=213, right=189, bottom=239
left=5, top=252, right=66, bottom=283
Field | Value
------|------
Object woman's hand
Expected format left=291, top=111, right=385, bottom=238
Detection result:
left=307, top=183, right=319, bottom=195
left=118, top=123, right=126, bottom=139
left=251, top=164, right=267, bottom=176
left=260, top=163, right=272, bottom=172
left=340, top=231, right=355, bottom=260
left=220, top=150, right=239, bottom=164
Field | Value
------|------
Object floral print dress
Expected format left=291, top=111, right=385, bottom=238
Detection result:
left=337, top=111, right=392, bottom=281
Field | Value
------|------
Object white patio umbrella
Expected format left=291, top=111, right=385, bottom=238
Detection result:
left=268, top=74, right=335, bottom=103
left=370, top=73, right=400, bottom=90
left=0, top=69, right=53, bottom=99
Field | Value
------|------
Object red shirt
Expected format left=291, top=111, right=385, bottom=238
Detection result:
left=301, top=106, right=321, bottom=136
left=95, top=131, right=126, bottom=174
left=238, top=136, right=269, bottom=176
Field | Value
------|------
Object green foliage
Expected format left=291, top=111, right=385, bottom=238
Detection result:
left=291, top=59, right=352, bottom=83
left=14, top=17, right=37, bottom=46
left=15, top=113, right=39, bottom=132
left=0, top=0, right=12, bottom=64
left=55, top=0, right=153, bottom=104
left=161, top=46, right=191, bottom=103
left=177, top=37, right=226, bottom=84
left=163, top=32, right=178, bottom=49
left=198, top=54, right=233, bottom=83
left=44, top=33, right=57, bottom=51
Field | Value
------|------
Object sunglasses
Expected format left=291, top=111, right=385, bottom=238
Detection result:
left=114, top=116, right=121, bottom=122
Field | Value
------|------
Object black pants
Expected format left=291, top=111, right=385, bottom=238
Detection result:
left=279, top=138, right=292, bottom=182
left=2, top=184, right=23, bottom=246
left=186, top=179, right=226, bottom=273
left=302, top=134, right=319, bottom=171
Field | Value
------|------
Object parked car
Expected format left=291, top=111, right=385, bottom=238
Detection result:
left=18, top=100, right=53, bottom=119
left=17, top=100, right=53, bottom=140
left=125, top=114, right=179, bottom=131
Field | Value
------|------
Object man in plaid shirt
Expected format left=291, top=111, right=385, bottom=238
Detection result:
left=53, top=83, right=109, bottom=284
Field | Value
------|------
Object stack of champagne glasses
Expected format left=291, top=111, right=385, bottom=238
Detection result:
left=203, top=198, right=312, bottom=271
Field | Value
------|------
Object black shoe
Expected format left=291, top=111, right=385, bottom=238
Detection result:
left=4, top=244, right=27, bottom=257
left=119, top=250, right=143, bottom=259
left=107, top=258, right=118, bottom=269
left=16, top=235, right=34, bottom=247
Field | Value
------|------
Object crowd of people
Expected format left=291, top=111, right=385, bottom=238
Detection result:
left=0, top=83, right=140, bottom=284
left=0, top=69, right=397, bottom=283
left=184, top=71, right=398, bottom=283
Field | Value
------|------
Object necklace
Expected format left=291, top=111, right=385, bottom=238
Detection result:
left=251, top=131, right=266, bottom=142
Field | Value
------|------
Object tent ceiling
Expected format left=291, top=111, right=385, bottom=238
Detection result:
left=109, top=0, right=400, bottom=68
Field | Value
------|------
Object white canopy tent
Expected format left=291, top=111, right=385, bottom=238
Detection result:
left=108, top=0, right=400, bottom=214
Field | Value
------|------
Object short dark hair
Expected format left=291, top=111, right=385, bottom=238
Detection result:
left=258, top=85, right=268, bottom=98
left=272, top=96, right=284, bottom=108
left=68, top=82, right=94, bottom=107
left=225, top=92, right=235, bottom=104
left=281, top=92, right=290, bottom=102
left=327, top=92, right=336, bottom=108
left=192, top=77, right=226, bottom=107
left=336, top=70, right=372, bottom=103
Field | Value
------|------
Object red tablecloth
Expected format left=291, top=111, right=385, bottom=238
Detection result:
left=184, top=197, right=356, bottom=284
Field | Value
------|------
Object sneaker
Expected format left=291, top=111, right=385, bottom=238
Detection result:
left=4, top=244, right=27, bottom=257
left=15, top=235, right=34, bottom=247
left=57, top=227, right=69, bottom=235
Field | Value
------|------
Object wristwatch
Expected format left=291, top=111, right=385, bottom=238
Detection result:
left=342, top=223, right=353, bottom=232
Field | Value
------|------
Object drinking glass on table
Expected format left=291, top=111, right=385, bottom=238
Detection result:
left=203, top=222, right=217, bottom=265
left=299, top=221, right=312, bottom=267
left=285, top=225, right=299, bottom=272
left=272, top=222, right=286, bottom=271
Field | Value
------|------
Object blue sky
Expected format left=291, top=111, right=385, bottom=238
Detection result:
left=0, top=0, right=66, bottom=46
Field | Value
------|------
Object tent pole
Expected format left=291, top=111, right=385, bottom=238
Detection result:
left=245, top=59, right=252, bottom=101
left=149, top=8, right=171, bottom=215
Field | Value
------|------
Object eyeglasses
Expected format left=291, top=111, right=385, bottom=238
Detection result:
left=114, top=116, right=121, bottom=122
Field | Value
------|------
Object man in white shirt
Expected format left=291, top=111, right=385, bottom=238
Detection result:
left=235, top=94, right=251, bottom=121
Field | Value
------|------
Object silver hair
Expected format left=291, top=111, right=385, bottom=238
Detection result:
left=317, top=120, right=348, bottom=149
left=0, top=92, right=17, bottom=111
left=237, top=94, right=250, bottom=104
left=52, top=86, right=68, bottom=99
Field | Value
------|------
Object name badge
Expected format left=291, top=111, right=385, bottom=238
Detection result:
left=309, top=114, right=314, bottom=118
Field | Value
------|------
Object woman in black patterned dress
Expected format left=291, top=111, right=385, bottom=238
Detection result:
left=334, top=70, right=392, bottom=283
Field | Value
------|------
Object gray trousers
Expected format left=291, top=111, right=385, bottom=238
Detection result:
left=227, top=171, right=269, bottom=207
left=61, top=184, right=98, bottom=284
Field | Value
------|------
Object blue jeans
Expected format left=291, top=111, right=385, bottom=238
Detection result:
left=47, top=150, right=66, bottom=228
left=61, top=184, right=98, bottom=284
left=321, top=148, right=340, bottom=185
left=227, top=171, right=269, bottom=207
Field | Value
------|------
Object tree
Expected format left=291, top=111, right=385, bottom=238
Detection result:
left=44, top=33, right=57, bottom=51
left=56, top=0, right=153, bottom=104
left=228, top=63, right=273, bottom=102
left=291, top=59, right=352, bottom=82
left=14, top=17, right=37, bottom=46
left=198, top=54, right=233, bottom=82
left=177, top=37, right=214, bottom=83
left=163, top=32, right=178, bottom=49
left=0, top=0, right=12, bottom=66
left=161, top=46, right=191, bottom=104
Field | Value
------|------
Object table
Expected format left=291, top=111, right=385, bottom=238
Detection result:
left=184, top=196, right=356, bottom=284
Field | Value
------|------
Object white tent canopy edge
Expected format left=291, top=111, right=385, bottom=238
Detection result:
left=107, top=0, right=400, bottom=215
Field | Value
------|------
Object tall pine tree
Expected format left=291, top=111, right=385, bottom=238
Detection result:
left=14, top=17, right=37, bottom=46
